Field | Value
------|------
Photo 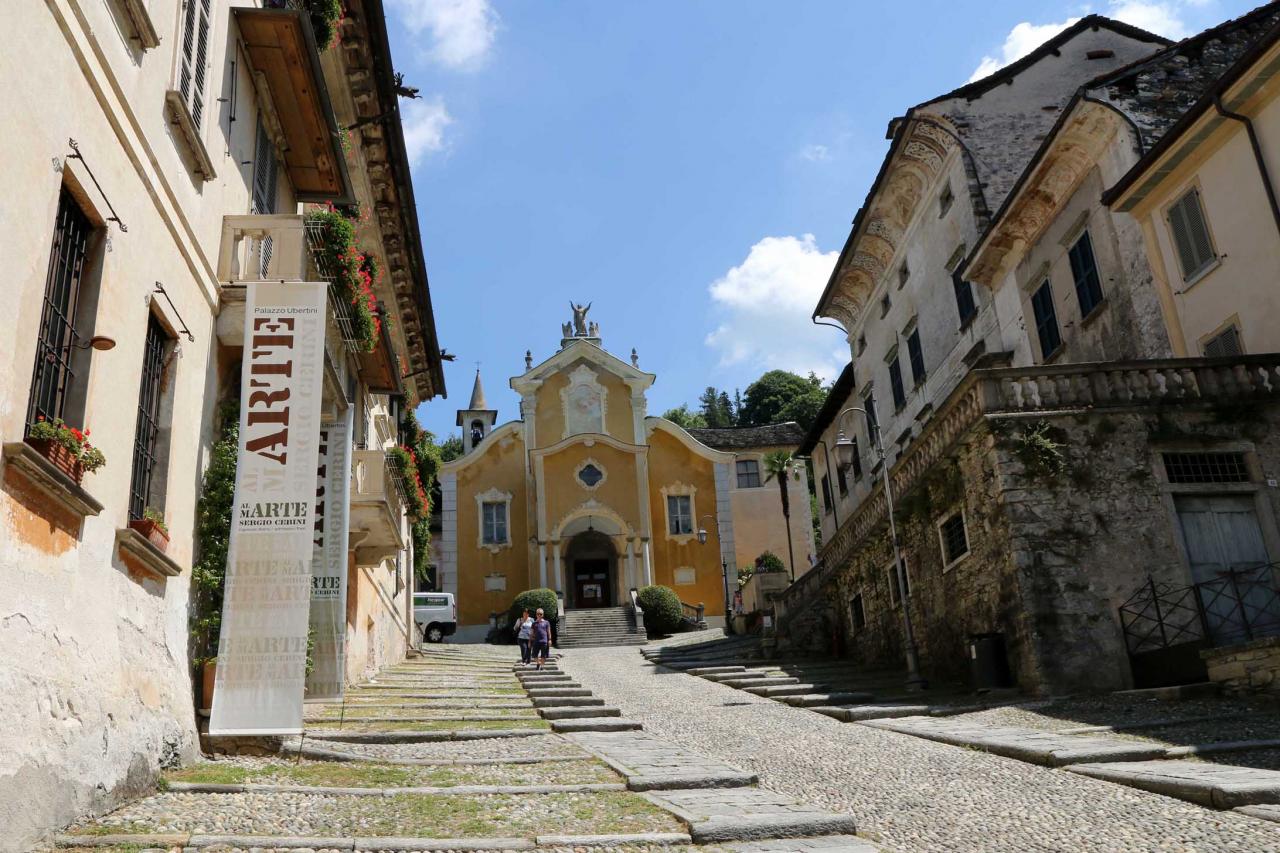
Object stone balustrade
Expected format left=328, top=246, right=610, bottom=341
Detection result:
left=216, top=213, right=310, bottom=283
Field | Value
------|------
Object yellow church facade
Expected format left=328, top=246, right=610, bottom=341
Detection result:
left=439, top=322, right=813, bottom=642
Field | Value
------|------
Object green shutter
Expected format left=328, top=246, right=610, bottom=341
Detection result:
left=1169, top=189, right=1216, bottom=280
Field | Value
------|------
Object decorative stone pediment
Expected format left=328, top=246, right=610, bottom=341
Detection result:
left=560, top=364, right=607, bottom=438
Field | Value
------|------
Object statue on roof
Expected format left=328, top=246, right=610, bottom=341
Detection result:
left=570, top=301, right=592, bottom=336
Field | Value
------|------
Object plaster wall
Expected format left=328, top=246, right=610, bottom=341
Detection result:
left=533, top=360, right=637, bottom=445
left=646, top=429, right=727, bottom=615
left=729, top=451, right=815, bottom=575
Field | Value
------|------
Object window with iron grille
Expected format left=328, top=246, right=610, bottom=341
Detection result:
left=848, top=437, right=863, bottom=479
left=129, top=315, right=170, bottom=521
left=1068, top=230, right=1104, bottom=318
left=938, top=510, right=969, bottom=569
left=862, top=388, right=879, bottom=438
left=849, top=593, right=866, bottom=631
left=27, top=189, right=94, bottom=429
left=1031, top=280, right=1061, bottom=359
left=1162, top=452, right=1249, bottom=484
left=178, top=0, right=212, bottom=127
left=1167, top=188, right=1217, bottom=281
left=1203, top=325, right=1243, bottom=358
left=906, top=326, right=926, bottom=386
left=735, top=458, right=761, bottom=488
left=952, top=271, right=977, bottom=325
left=887, top=351, right=906, bottom=410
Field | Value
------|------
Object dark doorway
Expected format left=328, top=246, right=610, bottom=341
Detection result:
left=565, top=529, right=616, bottom=609
left=573, top=559, right=611, bottom=608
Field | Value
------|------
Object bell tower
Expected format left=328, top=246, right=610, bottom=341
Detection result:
left=456, top=369, right=498, bottom=455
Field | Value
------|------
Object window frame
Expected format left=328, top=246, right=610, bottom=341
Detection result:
left=1031, top=280, right=1062, bottom=361
left=667, top=494, right=693, bottom=536
left=735, top=458, right=762, bottom=489
left=936, top=509, right=970, bottom=572
left=905, top=325, right=926, bottom=387
left=952, top=271, right=977, bottom=327
left=1165, top=186, right=1218, bottom=283
left=177, top=0, right=213, bottom=129
left=820, top=473, right=833, bottom=515
left=1067, top=230, right=1105, bottom=319
left=886, top=556, right=912, bottom=608
left=481, top=501, right=508, bottom=546
left=887, top=350, right=907, bottom=411
left=849, top=591, right=866, bottom=632
left=475, top=488, right=513, bottom=552
left=128, top=313, right=174, bottom=521
left=1201, top=322, right=1243, bottom=358
left=661, top=482, right=698, bottom=543
left=939, top=182, right=954, bottom=217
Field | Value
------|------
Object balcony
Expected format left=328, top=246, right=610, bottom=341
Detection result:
left=349, top=449, right=407, bottom=566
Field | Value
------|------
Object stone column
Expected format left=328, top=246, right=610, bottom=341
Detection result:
left=625, top=538, right=637, bottom=590
left=641, top=538, right=653, bottom=587
left=538, top=542, right=548, bottom=588
left=551, top=541, right=563, bottom=593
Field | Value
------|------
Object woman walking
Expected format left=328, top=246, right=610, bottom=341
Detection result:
left=514, top=608, right=534, bottom=666
left=531, top=608, right=552, bottom=670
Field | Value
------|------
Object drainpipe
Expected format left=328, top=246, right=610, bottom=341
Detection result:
left=1214, top=95, right=1280, bottom=239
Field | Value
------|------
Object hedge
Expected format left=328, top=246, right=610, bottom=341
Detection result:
left=637, top=584, right=683, bottom=635
left=507, top=588, right=558, bottom=639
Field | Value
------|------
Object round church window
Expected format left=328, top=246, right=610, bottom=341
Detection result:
left=578, top=463, right=604, bottom=488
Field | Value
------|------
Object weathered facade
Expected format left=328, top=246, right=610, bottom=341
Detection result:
left=792, top=8, right=1280, bottom=694
left=0, top=1, right=442, bottom=849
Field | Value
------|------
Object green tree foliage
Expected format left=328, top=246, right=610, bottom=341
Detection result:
left=440, top=435, right=465, bottom=462
left=739, top=370, right=827, bottom=430
left=190, top=403, right=239, bottom=666
left=763, top=450, right=797, bottom=579
left=698, top=386, right=735, bottom=428
left=636, top=584, right=684, bottom=635
left=662, top=405, right=708, bottom=429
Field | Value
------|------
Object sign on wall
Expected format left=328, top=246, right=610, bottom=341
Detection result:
left=210, top=281, right=327, bottom=736
left=306, top=409, right=352, bottom=701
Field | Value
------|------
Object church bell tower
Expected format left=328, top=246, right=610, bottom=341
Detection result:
left=456, top=369, right=498, bottom=455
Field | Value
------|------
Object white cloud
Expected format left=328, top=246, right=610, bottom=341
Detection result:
left=401, top=96, right=453, bottom=162
left=705, top=235, right=845, bottom=380
left=800, top=144, right=831, bottom=162
left=968, top=2, right=1193, bottom=82
left=387, top=0, right=498, bottom=70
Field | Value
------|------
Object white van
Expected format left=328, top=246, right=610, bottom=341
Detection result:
left=413, top=592, right=457, bottom=643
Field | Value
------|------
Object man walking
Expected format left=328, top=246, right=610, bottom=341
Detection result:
left=531, top=608, right=552, bottom=670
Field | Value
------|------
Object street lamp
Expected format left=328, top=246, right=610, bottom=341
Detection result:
left=697, top=514, right=733, bottom=635
left=833, top=398, right=927, bottom=691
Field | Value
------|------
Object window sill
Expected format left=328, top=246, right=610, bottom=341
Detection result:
left=115, top=527, right=183, bottom=579
left=479, top=540, right=512, bottom=554
left=667, top=533, right=698, bottom=546
left=1, top=441, right=104, bottom=518
left=1181, top=257, right=1222, bottom=294
left=164, top=90, right=217, bottom=182
left=119, top=0, right=161, bottom=49
left=1080, top=299, right=1109, bottom=329
left=1041, top=345, right=1066, bottom=365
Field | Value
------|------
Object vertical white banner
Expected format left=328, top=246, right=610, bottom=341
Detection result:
left=211, top=281, right=327, bottom=736
left=306, top=406, right=351, bottom=701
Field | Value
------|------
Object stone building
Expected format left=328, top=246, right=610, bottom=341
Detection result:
left=0, top=1, right=443, bottom=848
left=790, top=8, right=1280, bottom=694
left=439, top=317, right=811, bottom=641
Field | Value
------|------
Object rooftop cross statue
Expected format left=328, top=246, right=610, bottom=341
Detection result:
left=570, top=301, right=592, bottom=336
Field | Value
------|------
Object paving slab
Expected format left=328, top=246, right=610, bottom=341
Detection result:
left=645, top=787, right=858, bottom=843
left=721, top=676, right=800, bottom=689
left=779, top=692, right=877, bottom=707
left=566, top=729, right=757, bottom=791
left=1066, top=760, right=1280, bottom=808
left=531, top=696, right=606, bottom=708
left=744, top=684, right=828, bottom=697
left=526, top=688, right=592, bottom=697
left=816, top=704, right=932, bottom=722
left=861, top=717, right=1168, bottom=766
left=724, top=837, right=882, bottom=851
left=539, top=706, right=623, bottom=720
left=701, top=670, right=772, bottom=683
left=536, top=832, right=694, bottom=846
left=686, top=666, right=748, bottom=676
left=1235, top=803, right=1280, bottom=823
left=550, top=717, right=643, bottom=733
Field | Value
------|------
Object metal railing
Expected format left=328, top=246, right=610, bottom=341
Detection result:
left=383, top=451, right=412, bottom=519
left=1120, top=563, right=1280, bottom=654
left=304, top=218, right=364, bottom=352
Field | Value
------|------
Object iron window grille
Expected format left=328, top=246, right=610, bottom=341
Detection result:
left=27, top=189, right=93, bottom=429
left=906, top=327, right=926, bottom=386
left=1162, top=452, right=1249, bottom=485
left=1031, top=280, right=1061, bottom=359
left=952, top=271, right=977, bottom=325
left=667, top=495, right=693, bottom=535
left=1068, top=230, right=1104, bottom=318
left=128, top=315, right=169, bottom=521
left=938, top=511, right=969, bottom=568
left=736, top=459, right=761, bottom=489
left=888, top=352, right=906, bottom=410
left=862, top=389, right=879, bottom=438
left=1168, top=187, right=1217, bottom=281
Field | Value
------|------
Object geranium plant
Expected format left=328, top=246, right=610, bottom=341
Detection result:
left=305, top=208, right=380, bottom=353
left=143, top=507, right=168, bottom=533
left=28, top=416, right=107, bottom=472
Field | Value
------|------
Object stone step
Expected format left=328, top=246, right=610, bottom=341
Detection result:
left=686, top=666, right=748, bottom=676
left=646, top=787, right=859, bottom=843
left=540, top=706, right=623, bottom=720
left=532, top=696, right=606, bottom=708
left=745, top=684, right=826, bottom=697
left=550, top=717, right=643, bottom=733
left=720, top=676, right=799, bottom=689
left=780, top=692, right=876, bottom=707
left=814, top=705, right=930, bottom=722
left=526, top=688, right=592, bottom=697
left=701, top=670, right=773, bottom=683
left=1066, top=759, right=1280, bottom=809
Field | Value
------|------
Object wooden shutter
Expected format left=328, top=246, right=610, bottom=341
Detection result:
left=1203, top=325, right=1242, bottom=358
left=178, top=0, right=197, bottom=105
left=1168, top=189, right=1216, bottom=280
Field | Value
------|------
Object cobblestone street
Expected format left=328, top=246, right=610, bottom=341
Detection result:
left=561, top=636, right=1280, bottom=852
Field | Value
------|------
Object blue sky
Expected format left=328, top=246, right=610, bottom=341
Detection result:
left=389, top=0, right=1255, bottom=439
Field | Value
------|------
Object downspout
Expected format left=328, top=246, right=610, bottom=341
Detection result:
left=1214, top=95, right=1280, bottom=239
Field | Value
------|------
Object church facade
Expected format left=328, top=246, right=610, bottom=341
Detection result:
left=439, top=315, right=813, bottom=641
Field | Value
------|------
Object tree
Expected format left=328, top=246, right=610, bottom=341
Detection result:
left=740, top=370, right=827, bottom=430
left=440, top=435, right=465, bottom=462
left=698, top=386, right=734, bottom=428
left=662, top=405, right=707, bottom=429
left=763, top=450, right=796, bottom=580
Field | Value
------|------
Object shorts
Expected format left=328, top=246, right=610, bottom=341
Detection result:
left=532, top=641, right=550, bottom=659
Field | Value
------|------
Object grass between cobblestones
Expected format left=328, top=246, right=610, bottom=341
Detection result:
left=70, top=791, right=681, bottom=838
left=163, top=758, right=620, bottom=788
left=307, top=718, right=549, bottom=732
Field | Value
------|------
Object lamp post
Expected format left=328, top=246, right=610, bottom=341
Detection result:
left=833, top=398, right=926, bottom=691
left=696, top=514, right=733, bottom=635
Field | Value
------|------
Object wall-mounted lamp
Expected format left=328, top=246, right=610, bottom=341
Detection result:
left=75, top=335, right=117, bottom=351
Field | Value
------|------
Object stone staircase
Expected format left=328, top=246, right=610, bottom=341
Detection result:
left=557, top=605, right=647, bottom=649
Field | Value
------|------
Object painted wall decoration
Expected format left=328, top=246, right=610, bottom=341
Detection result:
left=561, top=364, right=606, bottom=437
left=211, top=281, right=327, bottom=736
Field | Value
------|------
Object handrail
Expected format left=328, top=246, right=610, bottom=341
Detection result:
left=680, top=600, right=706, bottom=625
left=629, top=588, right=644, bottom=622
left=382, top=451, right=411, bottom=519
left=1120, top=563, right=1280, bottom=653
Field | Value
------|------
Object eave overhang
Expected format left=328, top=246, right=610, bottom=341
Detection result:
left=234, top=7, right=354, bottom=204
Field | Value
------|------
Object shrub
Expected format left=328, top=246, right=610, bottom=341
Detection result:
left=636, top=584, right=683, bottom=635
left=755, top=551, right=786, bottom=573
left=508, top=588, right=558, bottom=639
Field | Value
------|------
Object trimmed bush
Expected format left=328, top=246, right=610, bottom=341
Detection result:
left=755, top=551, right=786, bottom=573
left=636, top=584, right=683, bottom=635
left=502, top=588, right=558, bottom=643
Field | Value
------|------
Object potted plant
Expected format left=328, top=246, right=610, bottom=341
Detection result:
left=130, top=507, right=170, bottom=552
left=25, top=417, right=106, bottom=485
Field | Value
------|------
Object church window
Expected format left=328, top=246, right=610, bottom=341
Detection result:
left=667, top=495, right=693, bottom=535
left=578, top=463, right=603, bottom=488
left=736, top=459, right=762, bottom=488
left=482, top=501, right=508, bottom=545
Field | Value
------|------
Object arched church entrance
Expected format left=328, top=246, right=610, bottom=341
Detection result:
left=565, top=530, right=616, bottom=609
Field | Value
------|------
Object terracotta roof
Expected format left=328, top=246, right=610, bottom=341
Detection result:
left=687, top=422, right=806, bottom=450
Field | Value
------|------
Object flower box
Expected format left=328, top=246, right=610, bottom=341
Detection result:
left=24, top=437, right=84, bottom=485
left=129, top=517, right=170, bottom=552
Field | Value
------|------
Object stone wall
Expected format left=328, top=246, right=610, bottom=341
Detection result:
left=1202, top=637, right=1280, bottom=695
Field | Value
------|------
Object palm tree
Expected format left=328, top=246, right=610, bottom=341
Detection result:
left=763, top=450, right=796, bottom=580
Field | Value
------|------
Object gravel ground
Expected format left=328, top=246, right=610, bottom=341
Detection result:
left=60, top=847, right=707, bottom=853
left=76, top=790, right=680, bottom=837
left=563, top=644, right=1280, bottom=853
left=302, top=733, right=590, bottom=762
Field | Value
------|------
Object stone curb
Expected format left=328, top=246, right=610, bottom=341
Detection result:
left=164, top=781, right=627, bottom=796
left=1235, top=804, right=1280, bottom=823
left=535, top=832, right=694, bottom=845
left=1165, top=738, right=1280, bottom=757
left=526, top=688, right=592, bottom=697
left=55, top=834, right=191, bottom=847
left=550, top=718, right=643, bottom=733
left=539, top=706, right=622, bottom=720
left=531, top=696, right=606, bottom=708
left=1065, top=761, right=1280, bottom=809
left=305, top=716, right=541, bottom=724
left=305, top=728, right=546, bottom=743
left=628, top=771, right=760, bottom=791
left=692, top=815, right=861, bottom=844
left=720, top=677, right=799, bottom=689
